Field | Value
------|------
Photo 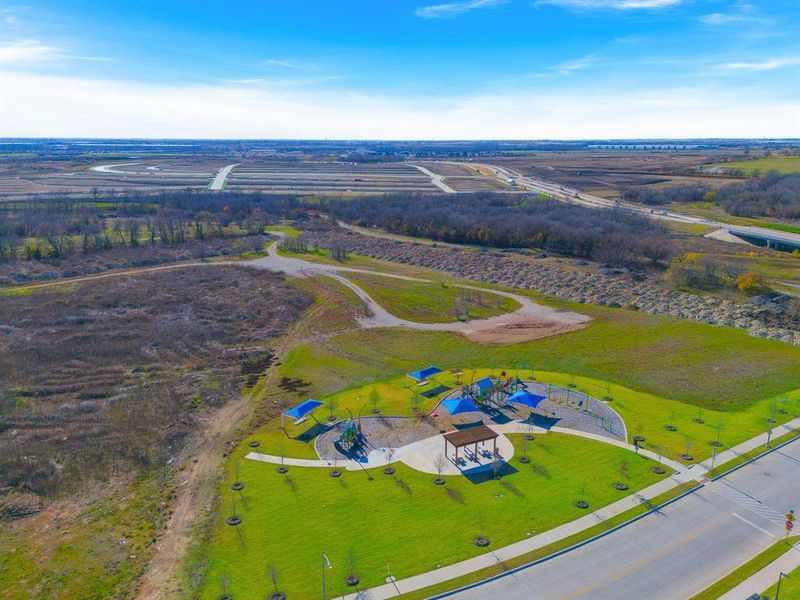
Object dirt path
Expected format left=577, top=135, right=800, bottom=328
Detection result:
left=134, top=299, right=340, bottom=599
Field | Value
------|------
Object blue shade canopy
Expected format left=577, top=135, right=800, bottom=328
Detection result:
left=475, top=377, right=494, bottom=391
left=508, top=390, right=547, bottom=409
left=408, top=365, right=443, bottom=382
left=441, top=397, right=480, bottom=415
left=285, top=399, right=324, bottom=419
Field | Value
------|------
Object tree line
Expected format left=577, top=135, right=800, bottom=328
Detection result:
left=331, top=193, right=677, bottom=268
left=0, top=189, right=311, bottom=263
left=621, top=173, right=800, bottom=220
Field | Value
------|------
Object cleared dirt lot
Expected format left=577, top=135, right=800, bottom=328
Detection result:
left=0, top=158, right=517, bottom=198
left=488, top=151, right=740, bottom=199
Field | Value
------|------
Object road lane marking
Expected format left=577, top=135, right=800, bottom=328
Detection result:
left=708, top=482, right=787, bottom=527
left=566, top=515, right=723, bottom=599
left=731, top=513, right=777, bottom=539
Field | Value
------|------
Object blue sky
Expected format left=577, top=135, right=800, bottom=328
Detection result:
left=0, top=0, right=798, bottom=138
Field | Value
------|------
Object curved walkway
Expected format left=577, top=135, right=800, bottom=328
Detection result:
left=242, top=238, right=590, bottom=343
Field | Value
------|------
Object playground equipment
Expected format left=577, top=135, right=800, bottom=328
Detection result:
left=467, top=374, right=530, bottom=408
left=335, top=419, right=364, bottom=453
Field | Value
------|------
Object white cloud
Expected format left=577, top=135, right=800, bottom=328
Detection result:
left=0, top=39, right=109, bottom=63
left=415, top=0, right=506, bottom=19
left=261, top=58, right=315, bottom=70
left=699, top=3, right=765, bottom=26
left=700, top=12, right=746, bottom=25
left=538, top=0, right=681, bottom=9
left=554, top=54, right=599, bottom=74
left=718, top=58, right=796, bottom=72
left=0, top=40, right=59, bottom=62
left=1, top=71, right=796, bottom=140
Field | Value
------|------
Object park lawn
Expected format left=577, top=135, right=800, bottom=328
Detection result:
left=271, top=367, right=799, bottom=463
left=526, top=371, right=800, bottom=464
left=707, top=156, right=800, bottom=175
left=345, top=271, right=520, bottom=323
left=278, top=306, right=800, bottom=410
left=690, top=536, right=799, bottom=600
left=195, top=433, right=668, bottom=600
left=250, top=375, right=457, bottom=458
left=285, top=275, right=366, bottom=334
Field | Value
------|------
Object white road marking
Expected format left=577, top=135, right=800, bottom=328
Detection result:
left=709, top=482, right=787, bottom=527
left=731, top=513, right=777, bottom=539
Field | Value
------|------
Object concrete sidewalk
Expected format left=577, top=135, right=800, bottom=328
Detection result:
left=697, top=416, right=800, bottom=472
left=340, top=423, right=800, bottom=600
left=718, top=539, right=800, bottom=600
left=342, top=471, right=696, bottom=600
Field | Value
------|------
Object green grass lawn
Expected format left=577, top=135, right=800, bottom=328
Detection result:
left=763, top=560, right=800, bottom=599
left=278, top=301, right=800, bottom=410
left=690, top=536, right=799, bottom=600
left=195, top=433, right=668, bottom=600
left=707, top=156, right=800, bottom=175
left=257, top=367, right=799, bottom=464
left=706, top=428, right=800, bottom=479
left=250, top=374, right=455, bottom=459
left=345, top=271, right=520, bottom=323
left=265, top=225, right=302, bottom=239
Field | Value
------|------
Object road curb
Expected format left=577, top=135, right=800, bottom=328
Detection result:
left=709, top=432, right=800, bottom=482
left=428, top=482, right=704, bottom=599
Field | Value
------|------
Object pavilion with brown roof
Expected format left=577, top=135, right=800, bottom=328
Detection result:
left=443, top=424, right=499, bottom=467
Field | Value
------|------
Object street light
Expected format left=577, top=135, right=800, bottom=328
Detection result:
left=766, top=397, right=800, bottom=448
left=776, top=570, right=789, bottom=600
left=321, top=552, right=333, bottom=600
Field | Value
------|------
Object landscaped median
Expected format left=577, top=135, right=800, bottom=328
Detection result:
left=193, top=433, right=670, bottom=599
left=705, top=427, right=800, bottom=480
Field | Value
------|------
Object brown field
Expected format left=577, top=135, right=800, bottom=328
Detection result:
left=0, top=157, right=521, bottom=198
left=0, top=265, right=310, bottom=500
left=489, top=150, right=744, bottom=199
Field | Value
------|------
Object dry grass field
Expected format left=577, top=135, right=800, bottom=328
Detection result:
left=490, top=151, right=740, bottom=199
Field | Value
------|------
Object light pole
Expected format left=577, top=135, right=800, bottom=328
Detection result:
left=766, top=398, right=800, bottom=448
left=321, top=552, right=333, bottom=600
left=776, top=570, right=789, bottom=600
left=767, top=396, right=779, bottom=448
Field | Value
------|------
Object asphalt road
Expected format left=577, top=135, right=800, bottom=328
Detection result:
left=209, top=163, right=238, bottom=190
left=451, top=440, right=800, bottom=600
left=460, top=161, right=800, bottom=251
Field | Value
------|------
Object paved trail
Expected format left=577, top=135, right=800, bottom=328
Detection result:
left=244, top=238, right=590, bottom=343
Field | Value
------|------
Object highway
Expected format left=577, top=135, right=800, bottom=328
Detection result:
left=449, top=440, right=800, bottom=600
left=458, top=161, right=800, bottom=251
